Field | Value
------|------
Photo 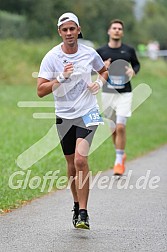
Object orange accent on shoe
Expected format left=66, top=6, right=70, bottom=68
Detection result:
left=113, top=163, right=125, bottom=175
left=113, top=153, right=126, bottom=175
left=122, top=153, right=126, bottom=166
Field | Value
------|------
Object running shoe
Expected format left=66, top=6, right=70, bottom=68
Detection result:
left=113, top=153, right=126, bottom=175
left=76, top=211, right=90, bottom=230
left=72, top=204, right=79, bottom=228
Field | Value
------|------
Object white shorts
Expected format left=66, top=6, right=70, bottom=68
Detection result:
left=101, top=92, right=133, bottom=122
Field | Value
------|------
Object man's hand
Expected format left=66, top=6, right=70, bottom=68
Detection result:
left=104, top=58, right=111, bottom=69
left=125, top=66, right=135, bottom=79
left=87, top=82, right=101, bottom=95
left=63, top=63, right=74, bottom=79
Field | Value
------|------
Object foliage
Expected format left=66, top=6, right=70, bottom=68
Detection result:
left=0, top=0, right=167, bottom=47
left=0, top=0, right=137, bottom=45
left=139, top=0, right=167, bottom=47
left=0, top=39, right=57, bottom=85
left=0, top=10, right=27, bottom=38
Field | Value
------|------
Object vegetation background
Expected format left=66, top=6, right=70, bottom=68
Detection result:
left=0, top=0, right=167, bottom=212
left=0, top=0, right=167, bottom=48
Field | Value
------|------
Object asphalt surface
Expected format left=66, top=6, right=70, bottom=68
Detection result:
left=0, top=145, right=167, bottom=252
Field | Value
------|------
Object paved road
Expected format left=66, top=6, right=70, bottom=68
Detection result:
left=0, top=145, right=167, bottom=252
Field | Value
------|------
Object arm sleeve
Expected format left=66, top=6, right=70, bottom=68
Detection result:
left=130, top=48, right=140, bottom=74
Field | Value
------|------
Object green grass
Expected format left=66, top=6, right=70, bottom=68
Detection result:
left=0, top=39, right=167, bottom=212
left=126, top=59, right=167, bottom=159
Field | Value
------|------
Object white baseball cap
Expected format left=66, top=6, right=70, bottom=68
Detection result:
left=57, top=12, right=83, bottom=38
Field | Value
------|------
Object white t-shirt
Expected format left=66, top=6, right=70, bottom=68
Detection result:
left=38, top=43, right=104, bottom=119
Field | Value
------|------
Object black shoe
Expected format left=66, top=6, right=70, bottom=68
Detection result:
left=72, top=203, right=79, bottom=228
left=76, top=209, right=90, bottom=230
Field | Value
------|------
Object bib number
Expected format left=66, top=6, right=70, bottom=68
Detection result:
left=82, top=109, right=104, bottom=127
left=107, top=75, right=125, bottom=89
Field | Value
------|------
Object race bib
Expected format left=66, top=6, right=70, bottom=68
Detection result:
left=107, top=75, right=125, bottom=89
left=82, top=109, right=104, bottom=127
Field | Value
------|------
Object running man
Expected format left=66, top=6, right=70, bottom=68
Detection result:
left=97, top=19, right=140, bottom=175
left=37, top=13, right=108, bottom=229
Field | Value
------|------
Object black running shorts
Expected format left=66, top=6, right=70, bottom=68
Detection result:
left=56, top=116, right=97, bottom=155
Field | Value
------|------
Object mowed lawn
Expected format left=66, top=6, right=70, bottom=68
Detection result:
left=0, top=40, right=167, bottom=212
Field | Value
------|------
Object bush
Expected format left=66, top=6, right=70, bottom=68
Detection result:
left=0, top=10, right=28, bottom=39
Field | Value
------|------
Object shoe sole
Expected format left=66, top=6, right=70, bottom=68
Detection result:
left=113, top=169, right=124, bottom=176
left=113, top=173, right=123, bottom=176
left=76, top=222, right=90, bottom=230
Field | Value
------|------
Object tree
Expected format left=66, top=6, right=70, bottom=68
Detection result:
left=139, top=0, right=167, bottom=47
left=1, top=0, right=166, bottom=48
left=63, top=0, right=137, bottom=46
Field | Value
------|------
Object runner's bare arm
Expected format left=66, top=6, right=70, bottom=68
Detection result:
left=37, top=78, right=61, bottom=98
left=37, top=63, right=74, bottom=98
left=98, top=66, right=108, bottom=83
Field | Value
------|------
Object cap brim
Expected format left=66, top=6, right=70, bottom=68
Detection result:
left=78, top=32, right=83, bottom=39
